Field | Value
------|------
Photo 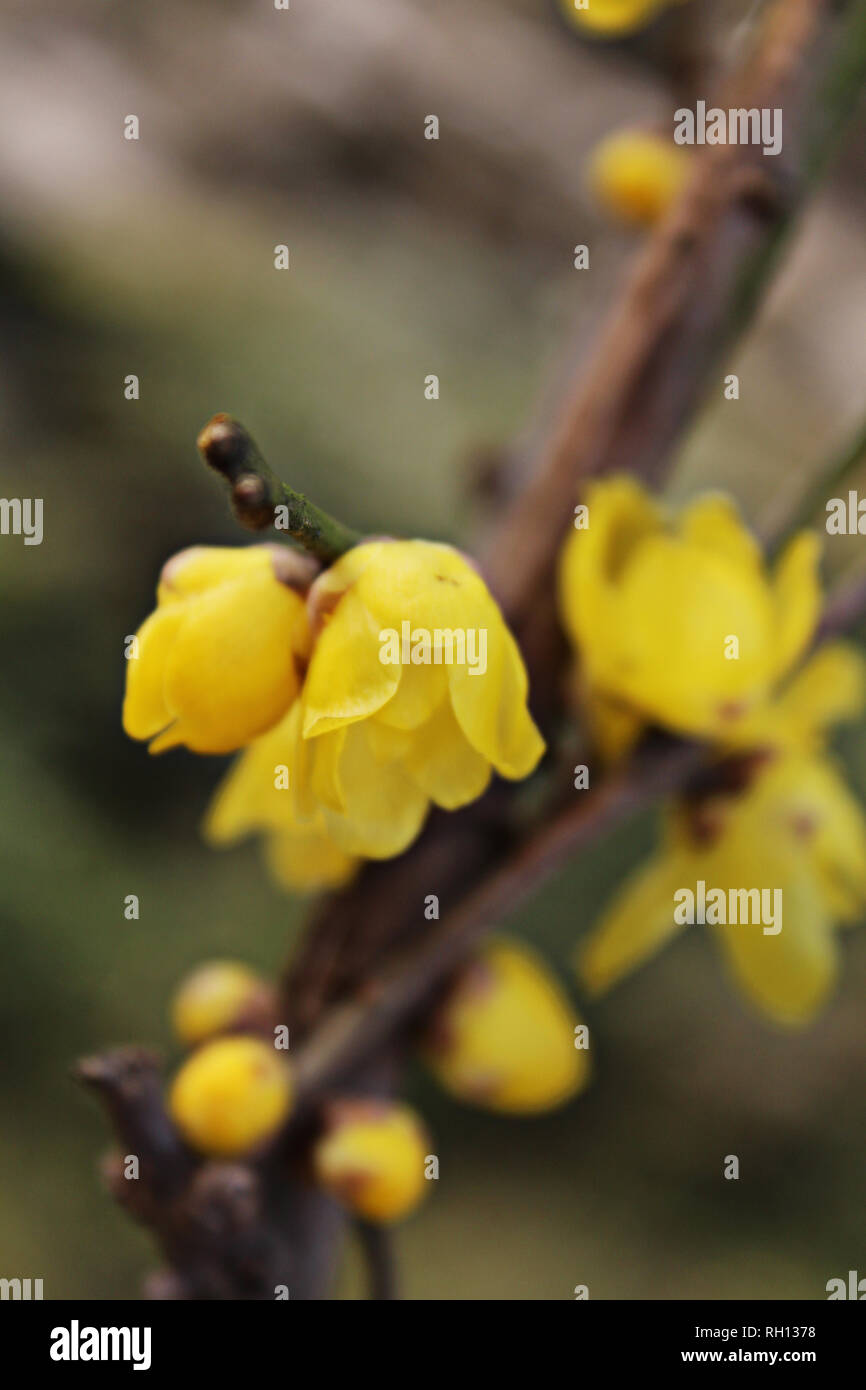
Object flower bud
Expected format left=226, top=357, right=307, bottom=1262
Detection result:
left=123, top=545, right=311, bottom=754
left=587, top=129, right=691, bottom=227
left=312, top=1100, right=430, bottom=1224
left=169, top=1036, right=293, bottom=1156
left=558, top=0, right=671, bottom=38
left=171, top=960, right=264, bottom=1046
left=423, top=938, right=589, bottom=1113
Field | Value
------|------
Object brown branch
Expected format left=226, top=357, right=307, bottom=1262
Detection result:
left=355, top=1222, right=400, bottom=1301
left=485, top=0, right=857, bottom=630
left=288, top=740, right=705, bottom=1103
left=817, top=566, right=866, bottom=641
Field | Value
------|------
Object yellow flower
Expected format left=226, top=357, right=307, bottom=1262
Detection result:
left=208, top=540, right=544, bottom=869
left=587, top=130, right=691, bottom=226
left=169, top=1035, right=293, bottom=1156
left=204, top=703, right=358, bottom=891
left=423, top=938, right=590, bottom=1113
left=312, top=1100, right=430, bottom=1224
left=171, top=960, right=263, bottom=1046
left=577, top=747, right=866, bottom=1025
left=557, top=0, right=674, bottom=39
left=558, top=478, right=821, bottom=754
left=123, top=545, right=312, bottom=754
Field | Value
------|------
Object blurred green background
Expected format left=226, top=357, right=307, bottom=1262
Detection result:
left=1, top=0, right=865, bottom=1299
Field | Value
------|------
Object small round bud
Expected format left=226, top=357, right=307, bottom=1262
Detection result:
left=557, top=0, right=673, bottom=40
left=312, top=1100, right=430, bottom=1224
left=423, top=938, right=589, bottom=1114
left=169, top=1036, right=293, bottom=1156
left=169, top=961, right=264, bottom=1045
left=587, top=129, right=691, bottom=228
left=171, top=960, right=264, bottom=1046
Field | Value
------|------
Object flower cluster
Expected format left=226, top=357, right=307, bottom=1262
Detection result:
left=559, top=477, right=866, bottom=1023
left=124, top=539, right=545, bottom=891
left=165, top=942, right=588, bottom=1223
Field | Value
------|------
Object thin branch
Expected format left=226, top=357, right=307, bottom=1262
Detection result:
left=766, top=412, right=866, bottom=552
left=485, top=0, right=866, bottom=627
left=197, top=414, right=362, bottom=561
left=355, top=1221, right=400, bottom=1301
left=75, top=1048, right=194, bottom=1201
left=289, top=740, right=706, bottom=1104
left=816, top=566, right=866, bottom=641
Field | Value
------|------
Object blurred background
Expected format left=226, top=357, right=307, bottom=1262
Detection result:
left=1, top=0, right=866, bottom=1300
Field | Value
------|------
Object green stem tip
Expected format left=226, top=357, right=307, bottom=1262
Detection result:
left=197, top=414, right=362, bottom=564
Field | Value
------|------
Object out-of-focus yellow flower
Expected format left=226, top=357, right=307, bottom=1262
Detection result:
left=207, top=540, right=544, bottom=874
left=264, top=823, right=358, bottom=894
left=205, top=705, right=358, bottom=892
left=577, top=747, right=866, bottom=1025
left=312, top=1100, right=430, bottom=1224
left=730, top=641, right=866, bottom=755
left=423, top=938, right=590, bottom=1113
left=169, top=1036, right=293, bottom=1156
left=171, top=960, right=263, bottom=1046
left=558, top=478, right=821, bottom=756
left=557, top=0, right=676, bottom=39
left=123, top=545, right=311, bottom=754
left=587, top=129, right=691, bottom=226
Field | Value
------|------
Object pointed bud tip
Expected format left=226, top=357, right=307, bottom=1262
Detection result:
left=197, top=415, right=249, bottom=477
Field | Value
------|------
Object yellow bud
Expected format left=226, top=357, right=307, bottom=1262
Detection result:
left=122, top=545, right=311, bottom=754
left=557, top=0, right=670, bottom=38
left=312, top=1100, right=430, bottom=1224
left=169, top=1036, right=293, bottom=1156
left=171, top=960, right=263, bottom=1046
left=423, top=938, right=589, bottom=1114
left=587, top=129, right=691, bottom=227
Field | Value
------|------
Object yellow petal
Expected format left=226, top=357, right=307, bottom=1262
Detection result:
left=265, top=826, right=357, bottom=894
left=376, top=661, right=448, bottom=731
left=121, top=605, right=184, bottom=742
left=770, top=531, right=821, bottom=682
left=402, top=701, right=491, bottom=810
left=774, top=642, right=866, bottom=745
left=448, top=621, right=545, bottom=779
left=162, top=570, right=305, bottom=753
left=558, top=475, right=661, bottom=669
left=679, top=493, right=763, bottom=575
left=203, top=710, right=299, bottom=845
left=309, top=727, right=348, bottom=814
left=615, top=535, right=772, bottom=734
left=364, top=720, right=414, bottom=764
left=302, top=589, right=400, bottom=738
left=352, top=540, right=490, bottom=634
left=322, top=724, right=429, bottom=858
left=157, top=545, right=277, bottom=605
left=744, top=753, right=866, bottom=923
left=714, top=866, right=836, bottom=1026
left=577, top=850, right=690, bottom=995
